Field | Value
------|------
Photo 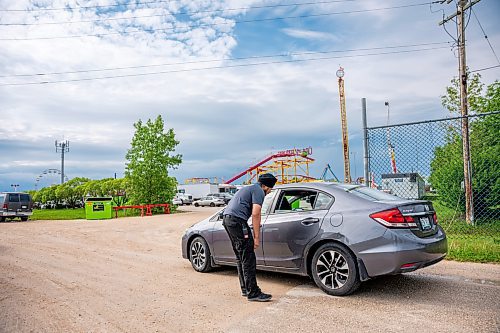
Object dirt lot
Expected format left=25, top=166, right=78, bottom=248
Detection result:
left=1, top=207, right=499, bottom=333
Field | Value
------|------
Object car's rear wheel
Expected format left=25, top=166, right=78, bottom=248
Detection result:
left=189, top=236, right=213, bottom=273
left=194, top=203, right=199, bottom=207
left=210, top=202, right=215, bottom=207
left=311, top=243, right=360, bottom=296
left=0, top=217, right=5, bottom=222
left=20, top=217, right=28, bottom=222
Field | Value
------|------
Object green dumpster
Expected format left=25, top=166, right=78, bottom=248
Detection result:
left=85, top=197, right=113, bottom=220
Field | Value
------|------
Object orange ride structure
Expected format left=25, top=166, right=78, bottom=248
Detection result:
left=224, top=147, right=316, bottom=185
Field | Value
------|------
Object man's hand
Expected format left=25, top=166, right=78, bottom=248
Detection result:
left=254, top=237, right=260, bottom=249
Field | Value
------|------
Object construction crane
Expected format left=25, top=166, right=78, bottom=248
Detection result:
left=336, top=67, right=351, bottom=183
left=320, top=164, right=340, bottom=182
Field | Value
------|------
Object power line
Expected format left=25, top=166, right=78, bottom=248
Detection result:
left=0, top=42, right=449, bottom=78
left=469, top=64, right=500, bottom=73
left=0, top=45, right=449, bottom=86
left=1, top=0, right=357, bottom=17
left=471, top=7, right=500, bottom=65
left=0, top=0, right=357, bottom=12
left=0, top=2, right=436, bottom=41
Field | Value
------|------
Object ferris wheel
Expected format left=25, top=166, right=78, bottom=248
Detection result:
left=35, top=169, right=69, bottom=190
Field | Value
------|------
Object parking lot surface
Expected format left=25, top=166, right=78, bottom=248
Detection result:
left=0, top=207, right=499, bottom=333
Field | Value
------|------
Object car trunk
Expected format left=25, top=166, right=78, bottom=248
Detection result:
left=375, top=200, right=438, bottom=238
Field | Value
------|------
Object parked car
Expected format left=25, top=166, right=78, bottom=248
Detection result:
left=193, top=196, right=225, bottom=207
left=206, top=193, right=233, bottom=204
left=0, top=192, right=34, bottom=222
left=182, top=182, right=447, bottom=296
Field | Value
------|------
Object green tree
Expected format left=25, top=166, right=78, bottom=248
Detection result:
left=55, top=177, right=89, bottom=207
left=431, top=77, right=500, bottom=218
left=125, top=115, right=181, bottom=205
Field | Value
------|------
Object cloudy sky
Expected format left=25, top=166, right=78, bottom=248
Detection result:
left=0, top=0, right=499, bottom=192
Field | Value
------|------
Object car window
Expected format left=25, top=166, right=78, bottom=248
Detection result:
left=273, top=190, right=318, bottom=213
left=261, top=190, right=277, bottom=215
left=0, top=195, right=4, bottom=203
left=8, top=194, right=20, bottom=202
left=313, top=192, right=334, bottom=210
left=20, top=194, right=30, bottom=202
left=209, top=209, right=224, bottom=222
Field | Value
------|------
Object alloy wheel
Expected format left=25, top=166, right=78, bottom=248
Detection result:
left=315, top=249, right=349, bottom=290
left=190, top=240, right=206, bottom=270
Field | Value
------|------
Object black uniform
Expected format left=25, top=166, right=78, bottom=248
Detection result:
left=223, top=183, right=265, bottom=298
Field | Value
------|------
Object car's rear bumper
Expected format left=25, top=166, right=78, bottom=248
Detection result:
left=0, top=211, right=33, bottom=217
left=357, top=227, right=448, bottom=277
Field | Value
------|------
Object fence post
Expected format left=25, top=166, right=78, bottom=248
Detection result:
left=362, top=98, right=370, bottom=187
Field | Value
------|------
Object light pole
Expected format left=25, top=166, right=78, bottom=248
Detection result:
left=10, top=184, right=20, bottom=192
left=55, top=140, right=70, bottom=184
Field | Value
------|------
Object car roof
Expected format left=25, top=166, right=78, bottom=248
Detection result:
left=274, top=182, right=359, bottom=192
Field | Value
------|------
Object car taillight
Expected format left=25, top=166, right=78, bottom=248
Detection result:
left=433, top=212, right=438, bottom=224
left=2, top=203, right=6, bottom=210
left=370, top=208, right=417, bottom=228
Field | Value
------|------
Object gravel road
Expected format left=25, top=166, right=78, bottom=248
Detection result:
left=0, top=207, right=498, bottom=333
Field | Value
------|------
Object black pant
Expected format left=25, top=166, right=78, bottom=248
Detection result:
left=223, top=215, right=261, bottom=298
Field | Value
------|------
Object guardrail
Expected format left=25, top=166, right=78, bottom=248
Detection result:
left=112, top=203, right=170, bottom=218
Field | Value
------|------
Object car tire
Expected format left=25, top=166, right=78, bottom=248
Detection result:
left=20, top=217, right=28, bottom=222
left=194, top=203, right=199, bottom=207
left=210, top=202, right=215, bottom=207
left=311, top=243, right=361, bottom=296
left=189, top=236, right=213, bottom=273
left=0, top=217, right=5, bottom=222
left=180, top=200, right=184, bottom=206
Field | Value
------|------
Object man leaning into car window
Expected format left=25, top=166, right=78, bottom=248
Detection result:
left=222, top=173, right=277, bottom=302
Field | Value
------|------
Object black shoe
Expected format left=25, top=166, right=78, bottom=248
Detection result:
left=241, top=290, right=248, bottom=297
left=248, top=292, right=272, bottom=302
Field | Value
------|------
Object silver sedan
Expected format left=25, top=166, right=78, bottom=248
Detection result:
left=182, top=182, right=447, bottom=296
left=193, top=196, right=225, bottom=207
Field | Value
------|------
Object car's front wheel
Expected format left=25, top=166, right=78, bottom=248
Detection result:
left=311, top=243, right=360, bottom=296
left=189, top=236, right=213, bottom=273
left=194, top=202, right=199, bottom=207
left=210, top=202, right=215, bottom=207
left=20, top=217, right=28, bottom=222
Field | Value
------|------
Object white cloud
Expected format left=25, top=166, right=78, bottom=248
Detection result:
left=282, top=28, right=340, bottom=41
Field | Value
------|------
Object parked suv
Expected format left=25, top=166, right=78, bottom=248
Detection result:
left=0, top=192, right=33, bottom=221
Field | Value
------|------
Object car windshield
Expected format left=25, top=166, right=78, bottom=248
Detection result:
left=346, top=186, right=402, bottom=201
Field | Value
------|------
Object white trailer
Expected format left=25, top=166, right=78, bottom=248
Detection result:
left=177, top=183, right=219, bottom=200
left=381, top=173, right=425, bottom=199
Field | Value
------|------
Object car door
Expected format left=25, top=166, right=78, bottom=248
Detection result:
left=261, top=188, right=331, bottom=269
left=210, top=190, right=277, bottom=266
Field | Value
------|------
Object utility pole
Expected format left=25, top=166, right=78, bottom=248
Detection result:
left=336, top=67, right=351, bottom=183
left=55, top=140, right=70, bottom=184
left=439, top=0, right=480, bottom=224
left=362, top=98, right=370, bottom=187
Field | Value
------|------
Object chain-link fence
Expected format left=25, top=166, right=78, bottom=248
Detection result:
left=366, top=111, right=499, bottom=262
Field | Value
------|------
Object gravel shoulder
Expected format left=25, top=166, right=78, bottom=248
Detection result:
left=0, top=207, right=498, bottom=333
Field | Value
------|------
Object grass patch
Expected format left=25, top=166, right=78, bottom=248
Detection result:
left=31, top=208, right=86, bottom=220
left=31, top=206, right=175, bottom=221
left=446, top=236, right=500, bottom=262
left=433, top=200, right=500, bottom=263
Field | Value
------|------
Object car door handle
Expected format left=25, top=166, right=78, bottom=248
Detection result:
left=300, top=218, right=320, bottom=226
